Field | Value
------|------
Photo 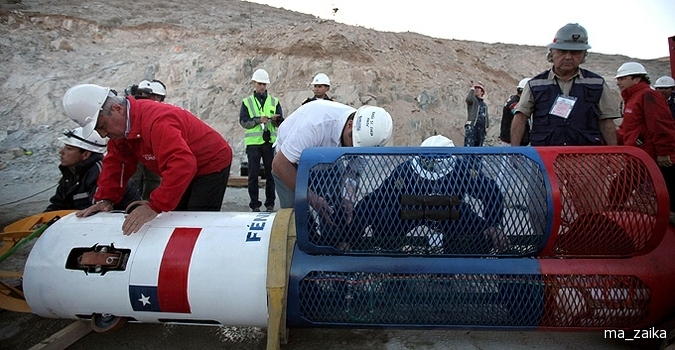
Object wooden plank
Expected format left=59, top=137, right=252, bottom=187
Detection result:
left=0, top=287, right=30, bottom=313
left=0, top=271, right=23, bottom=278
left=227, top=176, right=265, bottom=188
left=28, top=321, right=92, bottom=350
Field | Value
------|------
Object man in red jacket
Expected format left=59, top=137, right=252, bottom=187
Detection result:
left=62, top=84, right=233, bottom=235
left=615, top=62, right=675, bottom=224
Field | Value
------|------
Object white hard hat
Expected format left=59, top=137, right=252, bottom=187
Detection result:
left=352, top=106, right=393, bottom=147
left=251, top=69, right=270, bottom=84
left=62, top=84, right=111, bottom=138
left=311, top=73, right=330, bottom=86
left=137, top=80, right=152, bottom=90
left=615, top=62, right=648, bottom=78
left=517, top=78, right=531, bottom=90
left=654, top=76, right=675, bottom=88
left=420, top=135, right=455, bottom=147
left=148, top=81, right=166, bottom=96
left=138, top=80, right=166, bottom=96
left=412, top=135, right=456, bottom=180
left=59, top=127, right=108, bottom=154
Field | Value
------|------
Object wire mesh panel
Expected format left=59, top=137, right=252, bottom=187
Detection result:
left=297, top=271, right=544, bottom=327
left=296, top=271, right=649, bottom=329
left=541, top=275, right=650, bottom=328
left=296, top=147, right=550, bottom=257
left=546, top=150, right=668, bottom=257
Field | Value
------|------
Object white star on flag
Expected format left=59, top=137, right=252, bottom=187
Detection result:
left=138, top=294, right=151, bottom=306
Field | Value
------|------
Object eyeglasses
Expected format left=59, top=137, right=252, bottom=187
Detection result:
left=313, top=84, right=329, bottom=88
left=655, top=87, right=672, bottom=90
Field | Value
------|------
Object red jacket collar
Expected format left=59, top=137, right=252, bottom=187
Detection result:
left=621, top=81, right=650, bottom=101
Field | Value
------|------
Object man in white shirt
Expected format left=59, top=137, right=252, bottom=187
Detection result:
left=272, top=100, right=393, bottom=216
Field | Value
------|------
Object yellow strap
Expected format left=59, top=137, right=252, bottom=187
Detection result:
left=266, top=208, right=295, bottom=350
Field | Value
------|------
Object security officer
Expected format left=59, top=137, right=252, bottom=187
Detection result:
left=239, top=68, right=284, bottom=212
left=510, top=23, right=619, bottom=146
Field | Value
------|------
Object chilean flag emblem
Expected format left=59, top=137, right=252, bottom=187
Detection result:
left=129, top=227, right=201, bottom=313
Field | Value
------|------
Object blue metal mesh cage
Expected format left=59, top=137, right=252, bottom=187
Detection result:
left=296, top=147, right=550, bottom=256
left=298, top=271, right=544, bottom=327
left=287, top=147, right=666, bottom=331
left=296, top=271, right=649, bottom=329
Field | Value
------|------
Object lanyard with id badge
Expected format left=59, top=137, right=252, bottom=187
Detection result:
left=550, top=94, right=577, bottom=119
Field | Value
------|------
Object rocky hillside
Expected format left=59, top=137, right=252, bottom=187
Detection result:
left=0, top=0, right=672, bottom=176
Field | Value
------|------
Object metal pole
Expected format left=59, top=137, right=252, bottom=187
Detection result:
left=0, top=224, right=48, bottom=265
left=669, top=36, right=675, bottom=78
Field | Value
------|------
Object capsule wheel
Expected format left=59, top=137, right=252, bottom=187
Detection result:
left=90, top=313, right=128, bottom=333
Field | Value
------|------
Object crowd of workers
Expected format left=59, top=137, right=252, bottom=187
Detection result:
left=45, top=22, right=675, bottom=235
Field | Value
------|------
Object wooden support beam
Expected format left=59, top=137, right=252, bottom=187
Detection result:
left=227, top=176, right=265, bottom=188
left=28, top=321, right=92, bottom=350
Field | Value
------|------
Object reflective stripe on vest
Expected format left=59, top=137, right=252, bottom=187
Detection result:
left=243, top=95, right=279, bottom=145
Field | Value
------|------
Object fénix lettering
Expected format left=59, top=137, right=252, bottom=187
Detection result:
left=246, top=212, right=272, bottom=242
left=604, top=328, right=667, bottom=341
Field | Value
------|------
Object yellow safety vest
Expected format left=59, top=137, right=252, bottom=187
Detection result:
left=243, top=95, right=279, bottom=145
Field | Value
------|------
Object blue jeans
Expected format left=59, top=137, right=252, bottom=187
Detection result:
left=273, top=170, right=294, bottom=209
left=464, top=124, right=486, bottom=147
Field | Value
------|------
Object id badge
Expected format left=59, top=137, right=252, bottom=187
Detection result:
left=549, top=95, right=577, bottom=119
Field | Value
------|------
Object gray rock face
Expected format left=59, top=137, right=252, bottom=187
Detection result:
left=0, top=0, right=671, bottom=178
